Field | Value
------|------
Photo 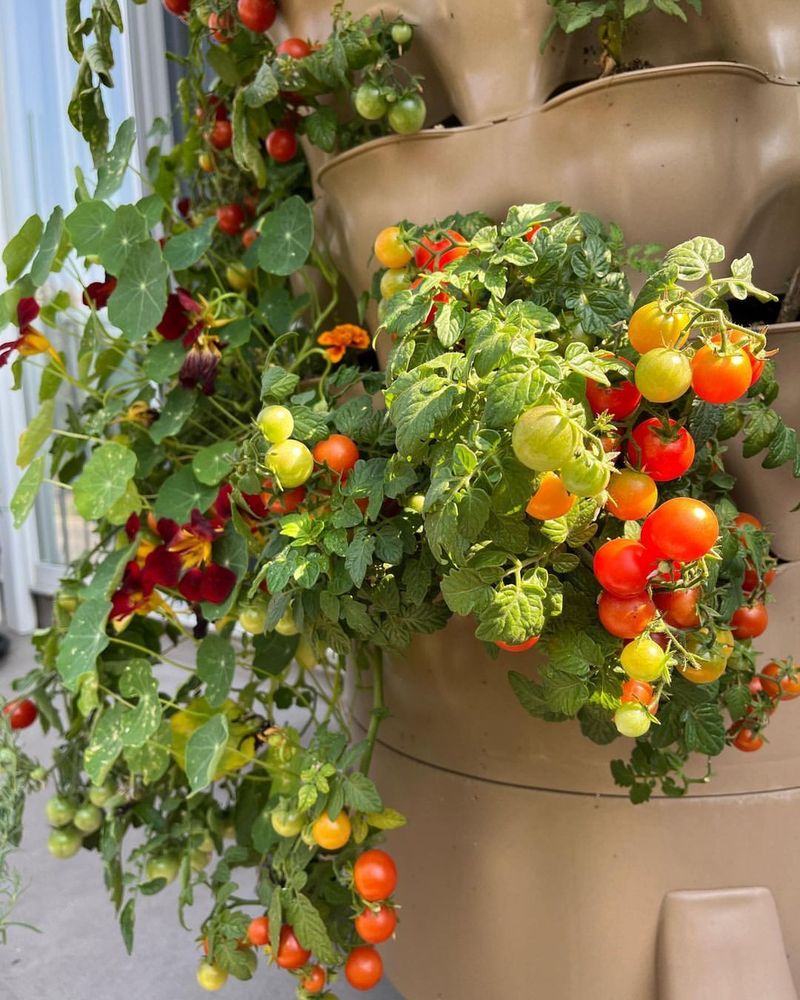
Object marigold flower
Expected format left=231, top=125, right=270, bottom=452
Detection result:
left=317, top=323, right=371, bottom=363
left=0, top=298, right=60, bottom=367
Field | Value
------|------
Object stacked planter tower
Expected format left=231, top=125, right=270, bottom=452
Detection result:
left=276, top=4, right=800, bottom=998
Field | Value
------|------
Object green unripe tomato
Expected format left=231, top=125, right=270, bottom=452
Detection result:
left=191, top=849, right=213, bottom=871
left=387, top=94, right=426, bottom=135
left=634, top=348, right=692, bottom=403
left=88, top=780, right=116, bottom=808
left=48, top=826, right=82, bottom=859
left=354, top=82, right=388, bottom=121
left=56, top=593, right=78, bottom=613
left=30, top=766, right=47, bottom=784
left=620, top=635, right=668, bottom=682
left=274, top=607, right=299, bottom=637
left=391, top=21, right=413, bottom=45
left=197, top=962, right=228, bottom=992
left=295, top=635, right=317, bottom=670
left=406, top=493, right=425, bottom=514
left=257, top=404, right=294, bottom=444
left=46, top=795, right=76, bottom=828
left=146, top=853, right=181, bottom=885
left=238, top=605, right=267, bottom=635
left=225, top=263, right=252, bottom=291
left=512, top=405, right=578, bottom=472
left=267, top=439, right=314, bottom=488
left=560, top=454, right=610, bottom=497
left=271, top=808, right=305, bottom=837
left=73, top=803, right=104, bottom=834
left=379, top=267, right=411, bottom=300
left=197, top=831, right=215, bottom=853
left=614, top=703, right=652, bottom=738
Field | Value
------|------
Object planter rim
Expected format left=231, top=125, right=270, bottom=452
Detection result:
left=317, top=61, right=797, bottom=185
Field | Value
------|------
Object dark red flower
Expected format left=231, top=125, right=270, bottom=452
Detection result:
left=210, top=482, right=233, bottom=524
left=156, top=517, right=181, bottom=544
left=157, top=288, right=203, bottom=343
left=169, top=509, right=219, bottom=568
left=125, top=513, right=141, bottom=540
left=179, top=333, right=224, bottom=395
left=199, top=563, right=236, bottom=604
left=0, top=298, right=56, bottom=367
left=111, top=561, right=155, bottom=620
left=142, top=544, right=182, bottom=589
left=178, top=568, right=205, bottom=603
left=83, top=273, right=117, bottom=309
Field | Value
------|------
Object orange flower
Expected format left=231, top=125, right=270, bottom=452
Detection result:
left=317, top=323, right=371, bottom=364
left=0, top=298, right=61, bottom=368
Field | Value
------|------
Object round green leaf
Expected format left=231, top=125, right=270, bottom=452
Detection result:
left=257, top=196, right=313, bottom=276
left=107, top=240, right=168, bottom=341
left=192, top=441, right=236, bottom=485
left=73, top=442, right=137, bottom=519
left=154, top=465, right=218, bottom=521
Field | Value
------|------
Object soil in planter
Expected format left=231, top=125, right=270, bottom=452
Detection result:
left=546, top=50, right=653, bottom=101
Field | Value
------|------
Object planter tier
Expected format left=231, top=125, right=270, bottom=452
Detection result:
left=277, top=1, right=800, bottom=126
left=352, top=563, right=800, bottom=999
left=316, top=64, right=800, bottom=305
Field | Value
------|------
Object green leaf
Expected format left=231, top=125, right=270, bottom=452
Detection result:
left=261, top=365, right=300, bottom=400
left=119, top=660, right=162, bottom=747
left=257, top=196, right=313, bottom=276
left=474, top=584, right=545, bottom=643
left=665, top=237, right=725, bottom=282
left=73, top=442, right=137, bottom=519
left=192, top=441, right=237, bottom=485
left=186, top=714, right=230, bottom=793
left=149, top=387, right=196, bottom=444
left=342, top=771, right=383, bottom=813
left=364, top=808, right=407, bottom=830
left=107, top=240, right=168, bottom=341
left=10, top=456, right=45, bottom=527
left=542, top=667, right=590, bottom=716
left=56, top=597, right=111, bottom=692
left=119, top=898, right=135, bottom=955
left=243, top=61, right=279, bottom=107
left=66, top=200, right=115, bottom=256
left=84, top=705, right=124, bottom=783
left=154, top=465, right=218, bottom=522
left=684, top=704, right=726, bottom=756
left=484, top=364, right=544, bottom=427
left=391, top=374, right=461, bottom=457
left=95, top=118, right=137, bottom=200
left=624, top=0, right=650, bottom=13
left=83, top=542, right=137, bottom=600
left=30, top=208, right=65, bottom=285
left=579, top=704, right=618, bottom=744
left=4, top=214, right=43, bottom=282
left=440, top=566, right=497, bottom=616
left=163, top=216, right=217, bottom=270
left=232, top=91, right=267, bottom=187
left=508, top=670, right=563, bottom=721
left=345, top=528, right=376, bottom=587
left=197, top=635, right=236, bottom=708
left=16, top=399, right=55, bottom=468
left=142, top=338, right=185, bottom=381
left=124, top=722, right=171, bottom=785
left=303, top=107, right=338, bottom=153
left=98, top=204, right=149, bottom=274
left=284, top=895, right=337, bottom=967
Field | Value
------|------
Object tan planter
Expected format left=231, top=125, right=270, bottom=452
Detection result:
left=355, top=563, right=800, bottom=999
left=725, top=323, right=800, bottom=560
left=317, top=64, right=800, bottom=308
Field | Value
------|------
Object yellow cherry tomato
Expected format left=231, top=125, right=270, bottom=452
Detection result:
left=312, top=810, right=351, bottom=850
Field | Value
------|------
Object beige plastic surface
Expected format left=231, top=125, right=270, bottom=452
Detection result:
left=316, top=64, right=800, bottom=308
left=657, top=888, right=798, bottom=1000
left=277, top=1, right=800, bottom=126
left=726, top=324, right=800, bottom=561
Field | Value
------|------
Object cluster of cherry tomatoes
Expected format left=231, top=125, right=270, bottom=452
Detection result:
left=44, top=781, right=119, bottom=861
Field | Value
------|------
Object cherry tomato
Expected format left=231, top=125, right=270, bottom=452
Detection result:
left=626, top=418, right=695, bottom=482
left=208, top=119, right=232, bottom=150
left=414, top=229, right=468, bottom=272
left=355, top=904, right=397, bottom=944
left=3, top=698, right=38, bottom=729
left=374, top=226, right=412, bottom=269
left=242, top=226, right=258, bottom=248
left=495, top=636, right=540, bottom=653
left=258, top=405, right=294, bottom=444
left=634, top=348, right=692, bottom=403
left=145, top=853, right=180, bottom=885
left=614, top=703, right=651, bottom=737
left=199, top=152, right=215, bottom=173
left=598, top=591, right=656, bottom=639
left=691, top=344, right=752, bottom=403
left=277, top=37, right=311, bottom=58
left=730, top=602, right=768, bottom=640
left=585, top=364, right=641, bottom=420
left=380, top=267, right=411, bottom=299
left=266, top=128, right=297, bottom=163
left=628, top=300, right=691, bottom=355
left=680, top=628, right=734, bottom=684
left=620, top=635, right=668, bottom=682
left=46, top=795, right=76, bottom=827
left=208, top=11, right=234, bottom=42
left=197, top=961, right=229, bottom=991
left=653, top=587, right=701, bottom=629
left=732, top=726, right=764, bottom=752
left=560, top=454, right=610, bottom=497
left=313, top=434, right=359, bottom=476
left=593, top=539, right=657, bottom=598
left=605, top=470, right=657, bottom=521
left=267, top=440, right=314, bottom=488
left=524, top=223, right=542, bottom=242
left=73, top=804, right=103, bottom=834
left=355, top=82, right=388, bottom=120
left=525, top=473, right=575, bottom=520
left=247, top=915, right=270, bottom=946
left=512, top=406, right=578, bottom=472
left=216, top=204, right=245, bottom=236
left=388, top=93, right=426, bottom=134
left=621, top=679, right=654, bottom=705
left=261, top=482, right=307, bottom=515
left=271, top=809, right=304, bottom=837
left=761, top=662, right=800, bottom=700
left=641, top=498, right=719, bottom=563
left=312, top=810, right=351, bottom=850
left=276, top=925, right=311, bottom=969
left=601, top=432, right=623, bottom=454
left=237, top=0, right=276, bottom=32
left=345, top=946, right=384, bottom=991
left=391, top=21, right=413, bottom=45
left=354, top=849, right=398, bottom=902
left=302, top=966, right=327, bottom=993
left=163, top=0, right=190, bottom=15
left=734, top=512, right=762, bottom=532
left=48, top=826, right=82, bottom=859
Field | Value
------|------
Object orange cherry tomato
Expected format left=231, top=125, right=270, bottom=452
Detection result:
left=605, top=469, right=658, bottom=521
left=525, top=473, right=576, bottom=520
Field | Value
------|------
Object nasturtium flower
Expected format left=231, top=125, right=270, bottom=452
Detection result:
left=317, top=323, right=371, bottom=363
left=157, top=288, right=204, bottom=343
left=177, top=563, right=236, bottom=604
left=168, top=509, right=220, bottom=569
left=179, top=332, right=225, bottom=395
left=82, top=273, right=117, bottom=309
left=0, top=298, right=59, bottom=367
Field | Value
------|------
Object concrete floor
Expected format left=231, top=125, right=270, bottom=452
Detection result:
left=1, top=635, right=403, bottom=1000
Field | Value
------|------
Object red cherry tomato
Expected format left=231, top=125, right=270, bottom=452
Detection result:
left=585, top=361, right=641, bottom=420
left=605, top=470, right=658, bottom=521
left=355, top=904, right=398, bottom=944
left=216, top=204, right=245, bottom=236
left=163, top=0, right=190, bottom=15
left=345, top=946, right=383, bottom=991
left=261, top=481, right=306, bottom=515
left=495, top=636, right=540, bottom=653
left=208, top=119, right=232, bottom=150
left=593, top=539, right=657, bottom=598
left=242, top=227, right=259, bottom=249
left=247, top=916, right=270, bottom=947
left=265, top=128, right=297, bottom=163
left=691, top=344, right=752, bottom=404
left=237, top=0, right=277, bottom=32
left=713, top=330, right=765, bottom=386
left=626, top=418, right=695, bottom=482
left=524, top=224, right=542, bottom=242
left=277, top=37, right=312, bottom=58
left=353, top=849, right=397, bottom=902
left=732, top=726, right=764, bottom=752
left=275, top=925, right=311, bottom=969
left=414, top=230, right=468, bottom=272
left=3, top=698, right=38, bottom=730
left=640, top=498, right=719, bottom=563
left=312, top=435, right=359, bottom=477
left=621, top=679, right=654, bottom=705
left=761, top=662, right=800, bottom=700
left=597, top=591, right=656, bottom=639
left=208, top=11, right=234, bottom=42
left=302, top=966, right=327, bottom=994
left=653, top=587, right=701, bottom=629
left=730, top=602, right=768, bottom=640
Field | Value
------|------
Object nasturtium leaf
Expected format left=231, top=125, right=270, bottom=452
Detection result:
left=154, top=465, right=217, bottom=522
left=106, top=480, right=143, bottom=525
left=197, top=635, right=236, bottom=707
left=98, top=204, right=150, bottom=274
left=66, top=200, right=114, bottom=256
left=185, top=714, right=229, bottom=793
left=10, top=455, right=45, bottom=528
left=119, top=660, right=162, bottom=747
left=163, top=216, right=216, bottom=270
left=82, top=541, right=137, bottom=601
left=16, top=399, right=56, bottom=468
left=56, top=597, right=112, bottom=691
left=257, top=287, right=296, bottom=336
left=30, top=207, right=65, bottom=285
left=84, top=704, right=125, bottom=784
left=95, top=118, right=136, bottom=199
left=149, top=387, right=196, bottom=444
left=107, top=240, right=168, bottom=341
left=3, top=214, right=43, bottom=282
left=73, top=442, right=137, bottom=519
left=142, top=337, right=185, bottom=380
left=192, top=441, right=236, bottom=485
left=137, top=194, right=166, bottom=229
left=124, top=721, right=171, bottom=785
left=257, top=196, right=313, bottom=276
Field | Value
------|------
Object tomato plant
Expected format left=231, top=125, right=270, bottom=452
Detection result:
left=626, top=419, right=696, bottom=482
left=640, top=498, right=719, bottom=562
left=345, top=946, right=384, bottom=990
left=353, top=849, right=398, bottom=902
left=3, top=698, right=38, bottom=730
left=605, top=470, right=658, bottom=521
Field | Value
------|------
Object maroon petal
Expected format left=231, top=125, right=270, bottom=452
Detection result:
left=143, top=545, right=182, bottom=589
left=178, top=567, right=205, bottom=603
left=211, top=482, right=232, bottom=521
left=157, top=518, right=180, bottom=544
left=157, top=293, right=190, bottom=341
left=0, top=337, right=24, bottom=367
left=240, top=492, right=268, bottom=519
left=176, top=287, right=203, bottom=314
left=186, top=508, right=216, bottom=540
left=17, top=297, right=39, bottom=328
left=83, top=274, right=117, bottom=309
left=200, top=563, right=236, bottom=604
left=125, top=513, right=141, bottom=540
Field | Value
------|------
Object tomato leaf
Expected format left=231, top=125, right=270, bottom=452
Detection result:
left=284, top=894, right=337, bottom=966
